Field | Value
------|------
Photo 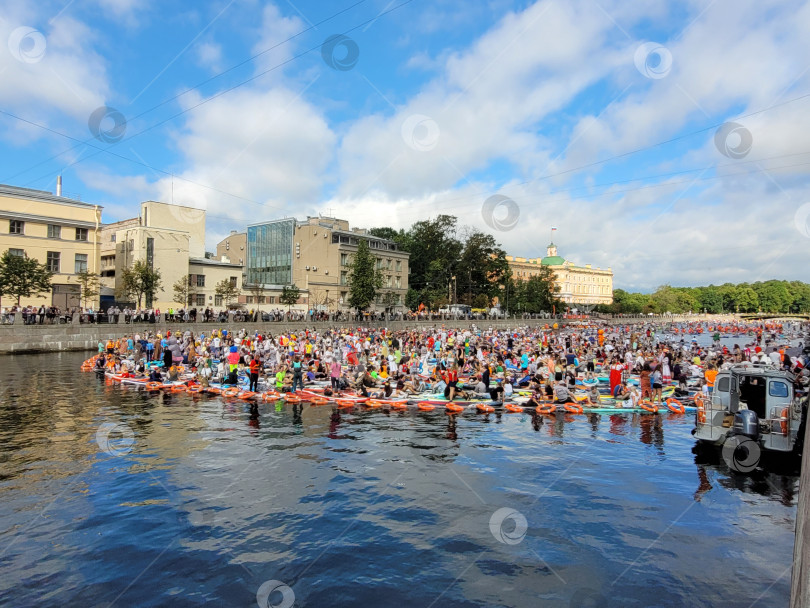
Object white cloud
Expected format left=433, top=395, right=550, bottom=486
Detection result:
left=154, top=85, right=335, bottom=228
left=251, top=3, right=304, bottom=77
left=195, top=40, right=223, bottom=73
left=0, top=8, right=109, bottom=134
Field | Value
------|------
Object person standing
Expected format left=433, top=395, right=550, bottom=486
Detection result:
left=249, top=356, right=261, bottom=392
left=291, top=355, right=304, bottom=392
left=330, top=358, right=342, bottom=391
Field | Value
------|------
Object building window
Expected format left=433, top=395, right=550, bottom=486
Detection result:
left=229, top=276, right=237, bottom=287
left=74, top=253, right=88, bottom=273
left=47, top=251, right=60, bottom=272
left=111, top=234, right=116, bottom=242
left=146, top=237, right=154, bottom=268
left=268, top=296, right=275, bottom=304
left=75, top=228, right=88, bottom=241
left=246, top=296, right=254, bottom=304
left=340, top=271, right=347, bottom=286
left=9, top=220, right=24, bottom=235
left=196, top=275, right=205, bottom=287
left=196, top=294, right=205, bottom=306
left=340, top=253, right=348, bottom=267
left=245, top=220, right=295, bottom=287
left=215, top=295, right=223, bottom=306
left=395, top=276, right=401, bottom=288
left=396, top=260, right=401, bottom=272
left=48, top=224, right=61, bottom=239
left=9, top=248, right=24, bottom=257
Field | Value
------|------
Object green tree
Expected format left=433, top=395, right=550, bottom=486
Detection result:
left=215, top=278, right=240, bottom=308
left=455, top=229, right=509, bottom=303
left=735, top=287, right=759, bottom=312
left=517, top=269, right=561, bottom=313
left=173, top=276, right=196, bottom=307
left=472, top=293, right=490, bottom=309
left=696, top=285, right=723, bottom=313
left=402, top=215, right=462, bottom=304
left=348, top=239, right=384, bottom=311
left=405, top=287, right=422, bottom=310
left=279, top=284, right=301, bottom=311
left=119, top=260, right=162, bottom=308
left=0, top=250, right=53, bottom=305
left=247, top=283, right=266, bottom=308
left=75, top=269, right=100, bottom=308
left=380, top=291, right=399, bottom=312
left=367, top=227, right=407, bottom=246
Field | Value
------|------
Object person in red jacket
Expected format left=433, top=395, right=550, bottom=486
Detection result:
left=249, top=356, right=261, bottom=392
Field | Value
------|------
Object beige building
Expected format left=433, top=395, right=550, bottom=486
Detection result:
left=188, top=258, right=242, bottom=309
left=240, top=216, right=409, bottom=311
left=102, top=201, right=242, bottom=310
left=216, top=230, right=246, bottom=265
left=0, top=183, right=102, bottom=308
left=506, top=242, right=613, bottom=306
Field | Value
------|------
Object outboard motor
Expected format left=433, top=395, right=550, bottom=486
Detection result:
left=733, top=409, right=760, bottom=439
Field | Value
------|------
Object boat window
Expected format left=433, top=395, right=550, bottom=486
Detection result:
left=768, top=381, right=788, bottom=398
left=716, top=376, right=730, bottom=392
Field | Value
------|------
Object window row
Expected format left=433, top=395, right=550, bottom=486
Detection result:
left=245, top=296, right=277, bottom=304
left=9, top=220, right=89, bottom=241
left=8, top=249, right=88, bottom=273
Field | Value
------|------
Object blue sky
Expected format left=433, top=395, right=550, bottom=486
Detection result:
left=1, top=0, right=809, bottom=291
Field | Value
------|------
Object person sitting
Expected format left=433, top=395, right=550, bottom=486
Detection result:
left=503, top=377, right=514, bottom=400
left=472, top=375, right=488, bottom=396
left=403, top=374, right=426, bottom=395
left=583, top=384, right=601, bottom=406
left=553, top=380, right=571, bottom=404
left=612, top=381, right=630, bottom=402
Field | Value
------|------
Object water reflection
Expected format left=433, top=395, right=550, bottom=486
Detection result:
left=0, top=352, right=798, bottom=608
left=692, top=445, right=799, bottom=506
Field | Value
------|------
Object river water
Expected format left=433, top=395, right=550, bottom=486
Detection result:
left=0, top=352, right=798, bottom=607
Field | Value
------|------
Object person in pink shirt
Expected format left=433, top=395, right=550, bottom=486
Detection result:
left=330, top=359, right=342, bottom=391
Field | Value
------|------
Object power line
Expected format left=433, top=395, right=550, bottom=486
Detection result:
left=11, top=0, right=419, bottom=191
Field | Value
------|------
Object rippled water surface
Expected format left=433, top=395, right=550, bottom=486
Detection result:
left=0, top=352, right=798, bottom=607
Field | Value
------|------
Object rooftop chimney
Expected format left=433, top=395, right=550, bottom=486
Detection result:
left=56, top=175, right=62, bottom=197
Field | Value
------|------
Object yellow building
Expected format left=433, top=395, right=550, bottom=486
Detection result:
left=0, top=183, right=102, bottom=308
left=506, top=242, right=613, bottom=306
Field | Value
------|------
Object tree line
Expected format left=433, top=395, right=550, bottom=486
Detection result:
left=366, top=215, right=561, bottom=313
left=601, top=281, right=810, bottom=315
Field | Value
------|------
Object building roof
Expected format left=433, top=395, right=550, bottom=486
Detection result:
left=0, top=183, right=102, bottom=209
left=540, top=255, right=566, bottom=266
left=189, top=257, right=243, bottom=268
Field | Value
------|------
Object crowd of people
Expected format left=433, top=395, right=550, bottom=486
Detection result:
left=95, top=320, right=809, bottom=408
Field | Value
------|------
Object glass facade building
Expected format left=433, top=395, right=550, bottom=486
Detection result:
left=246, top=219, right=295, bottom=287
